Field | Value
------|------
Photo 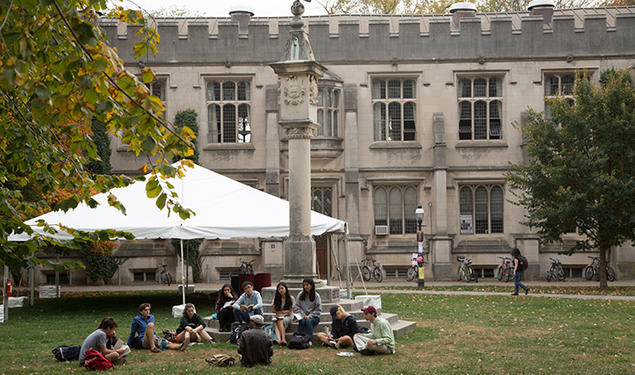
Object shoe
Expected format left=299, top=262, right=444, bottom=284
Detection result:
left=525, top=288, right=529, bottom=295
left=334, top=343, right=340, bottom=349
left=151, top=347, right=161, bottom=353
left=329, top=340, right=337, bottom=348
left=359, top=349, right=375, bottom=356
left=280, top=341, right=287, bottom=346
left=209, top=338, right=216, bottom=345
left=511, top=293, right=519, bottom=296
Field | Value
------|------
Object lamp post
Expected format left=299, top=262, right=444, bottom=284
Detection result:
left=415, top=204, right=425, bottom=288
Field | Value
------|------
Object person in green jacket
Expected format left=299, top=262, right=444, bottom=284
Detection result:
left=176, top=303, right=215, bottom=350
left=353, top=306, right=395, bottom=355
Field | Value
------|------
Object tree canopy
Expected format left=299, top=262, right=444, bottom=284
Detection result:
left=0, top=0, right=197, bottom=270
left=507, top=69, right=635, bottom=288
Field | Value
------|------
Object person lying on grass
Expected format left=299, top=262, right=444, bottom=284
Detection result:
left=232, top=281, right=264, bottom=327
left=317, top=304, right=361, bottom=349
left=353, top=306, right=395, bottom=355
left=176, top=303, right=215, bottom=349
left=79, top=317, right=127, bottom=367
left=127, top=303, right=182, bottom=352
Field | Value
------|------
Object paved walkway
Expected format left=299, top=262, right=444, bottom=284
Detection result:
left=50, top=280, right=635, bottom=302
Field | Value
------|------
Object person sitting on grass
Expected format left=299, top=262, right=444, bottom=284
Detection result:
left=353, top=306, right=395, bottom=355
left=232, top=281, right=264, bottom=327
left=271, top=281, right=294, bottom=346
left=79, top=317, right=128, bottom=367
left=317, top=304, right=360, bottom=349
left=127, top=303, right=182, bottom=352
left=176, top=303, right=215, bottom=349
left=293, top=278, right=322, bottom=340
left=215, top=284, right=238, bottom=332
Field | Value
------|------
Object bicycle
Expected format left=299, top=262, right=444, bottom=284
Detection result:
left=360, top=257, right=383, bottom=283
left=546, top=257, right=566, bottom=282
left=238, top=259, right=255, bottom=275
left=584, top=256, right=616, bottom=282
left=406, top=253, right=426, bottom=282
left=496, top=256, right=514, bottom=282
left=158, top=263, right=173, bottom=286
left=456, top=256, right=478, bottom=282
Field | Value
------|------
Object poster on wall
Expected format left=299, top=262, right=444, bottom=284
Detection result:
left=460, top=215, right=473, bottom=234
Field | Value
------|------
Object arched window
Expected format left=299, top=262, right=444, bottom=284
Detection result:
left=459, top=186, right=473, bottom=234
left=374, top=188, right=387, bottom=226
left=389, top=188, right=403, bottom=234
left=490, top=186, right=504, bottom=233
left=404, top=187, right=417, bottom=233
left=459, top=185, right=504, bottom=235
left=475, top=186, right=489, bottom=234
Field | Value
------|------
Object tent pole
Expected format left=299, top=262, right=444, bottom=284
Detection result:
left=345, top=225, right=351, bottom=299
left=180, top=239, right=185, bottom=306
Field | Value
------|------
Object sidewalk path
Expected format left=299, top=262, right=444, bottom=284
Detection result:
left=357, top=288, right=635, bottom=301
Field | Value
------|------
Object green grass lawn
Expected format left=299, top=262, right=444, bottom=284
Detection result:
left=0, top=291, right=632, bottom=374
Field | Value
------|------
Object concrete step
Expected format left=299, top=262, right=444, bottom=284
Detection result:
left=205, top=317, right=417, bottom=344
left=205, top=311, right=398, bottom=329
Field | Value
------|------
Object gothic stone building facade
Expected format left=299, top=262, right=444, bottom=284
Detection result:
left=36, top=7, right=635, bottom=286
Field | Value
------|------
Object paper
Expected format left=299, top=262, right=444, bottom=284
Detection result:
left=336, top=352, right=354, bottom=357
left=222, top=301, right=233, bottom=309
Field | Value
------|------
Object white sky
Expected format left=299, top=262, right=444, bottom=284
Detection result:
left=118, top=0, right=329, bottom=17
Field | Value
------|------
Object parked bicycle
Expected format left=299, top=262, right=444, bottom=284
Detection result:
left=361, top=256, right=383, bottom=283
left=158, top=263, right=173, bottom=286
left=496, top=256, right=514, bottom=282
left=406, top=254, right=425, bottom=282
left=584, top=256, right=616, bottom=282
left=238, top=259, right=255, bottom=275
left=456, top=256, right=478, bottom=282
left=546, top=257, right=566, bottom=282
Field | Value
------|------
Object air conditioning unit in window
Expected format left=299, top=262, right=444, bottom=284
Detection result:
left=374, top=225, right=389, bottom=236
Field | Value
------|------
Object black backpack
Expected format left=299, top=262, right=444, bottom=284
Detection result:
left=52, top=345, right=81, bottom=361
left=229, top=323, right=249, bottom=345
left=517, top=256, right=528, bottom=271
left=287, top=332, right=311, bottom=349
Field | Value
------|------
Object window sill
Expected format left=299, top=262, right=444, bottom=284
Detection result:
left=455, top=141, right=507, bottom=149
left=369, top=141, right=422, bottom=150
left=203, top=143, right=255, bottom=151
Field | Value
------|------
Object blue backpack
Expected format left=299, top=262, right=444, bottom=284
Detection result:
left=52, top=345, right=81, bottom=361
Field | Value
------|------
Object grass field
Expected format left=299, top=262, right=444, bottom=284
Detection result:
left=0, top=291, right=632, bottom=374
left=354, top=285, right=635, bottom=296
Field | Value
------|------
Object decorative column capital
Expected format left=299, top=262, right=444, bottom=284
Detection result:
left=285, top=126, right=316, bottom=139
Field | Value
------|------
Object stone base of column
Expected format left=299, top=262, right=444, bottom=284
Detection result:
left=432, top=263, right=454, bottom=281
left=283, top=235, right=317, bottom=287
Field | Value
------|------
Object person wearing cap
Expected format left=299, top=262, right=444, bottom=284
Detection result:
left=232, top=281, right=264, bottom=326
left=353, top=306, right=395, bottom=355
left=317, top=304, right=360, bottom=349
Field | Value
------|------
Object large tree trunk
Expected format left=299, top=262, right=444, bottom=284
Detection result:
left=598, top=244, right=608, bottom=290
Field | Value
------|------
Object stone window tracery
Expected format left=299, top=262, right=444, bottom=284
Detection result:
left=457, top=77, right=502, bottom=140
left=459, top=185, right=504, bottom=235
left=206, top=80, right=251, bottom=143
left=372, top=79, right=417, bottom=142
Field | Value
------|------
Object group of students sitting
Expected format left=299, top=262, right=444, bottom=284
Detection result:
left=78, top=277, right=394, bottom=368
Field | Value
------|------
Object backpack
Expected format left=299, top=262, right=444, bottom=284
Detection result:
left=517, top=256, right=528, bottom=271
left=52, top=345, right=81, bottom=362
left=229, top=323, right=249, bottom=345
left=237, top=329, right=273, bottom=367
left=83, top=349, right=113, bottom=371
left=205, top=354, right=236, bottom=367
left=263, top=324, right=277, bottom=341
left=162, top=329, right=178, bottom=343
left=287, top=332, right=311, bottom=350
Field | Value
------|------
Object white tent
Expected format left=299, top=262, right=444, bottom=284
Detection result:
left=10, top=163, right=349, bottom=304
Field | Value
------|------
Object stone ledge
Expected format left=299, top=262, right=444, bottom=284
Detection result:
left=202, top=143, right=255, bottom=151
left=455, top=141, right=508, bottom=148
left=369, top=141, right=422, bottom=150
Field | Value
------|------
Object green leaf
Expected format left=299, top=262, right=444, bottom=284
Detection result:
left=141, top=68, right=154, bottom=84
left=156, top=193, right=167, bottom=209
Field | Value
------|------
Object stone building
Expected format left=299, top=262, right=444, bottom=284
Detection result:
left=35, top=4, right=635, bottom=286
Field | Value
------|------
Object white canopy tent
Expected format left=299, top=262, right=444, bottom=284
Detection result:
left=10, top=163, right=350, bottom=304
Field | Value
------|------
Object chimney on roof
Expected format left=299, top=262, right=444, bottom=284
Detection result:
left=229, top=4, right=254, bottom=33
left=449, top=2, right=477, bottom=29
left=528, top=0, right=555, bottom=24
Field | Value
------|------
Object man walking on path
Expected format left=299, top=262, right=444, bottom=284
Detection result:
left=353, top=306, right=395, bottom=355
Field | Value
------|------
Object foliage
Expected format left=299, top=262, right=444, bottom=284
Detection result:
left=80, top=241, right=127, bottom=284
left=0, top=291, right=632, bottom=373
left=317, top=0, right=600, bottom=14
left=0, top=0, right=197, bottom=268
left=146, top=5, right=206, bottom=18
left=507, top=69, right=634, bottom=288
left=85, top=119, right=111, bottom=175
left=173, top=109, right=199, bottom=164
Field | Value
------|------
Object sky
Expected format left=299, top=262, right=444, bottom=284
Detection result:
left=118, top=0, right=329, bottom=17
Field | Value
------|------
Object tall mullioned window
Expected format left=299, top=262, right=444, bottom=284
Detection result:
left=459, top=185, right=504, bottom=235
left=207, top=80, right=251, bottom=143
left=458, top=77, right=502, bottom=140
left=372, top=79, right=417, bottom=142
left=374, top=185, right=418, bottom=235
left=544, top=73, right=577, bottom=119
left=317, top=88, right=340, bottom=137
left=312, top=187, right=333, bottom=217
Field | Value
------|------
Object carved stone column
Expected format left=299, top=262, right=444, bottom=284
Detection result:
left=270, top=1, right=326, bottom=285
